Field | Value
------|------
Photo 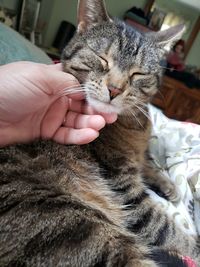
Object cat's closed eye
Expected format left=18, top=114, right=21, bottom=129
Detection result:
left=131, top=72, right=144, bottom=78
left=130, top=72, right=145, bottom=82
left=70, top=62, right=92, bottom=72
left=98, top=56, right=109, bottom=71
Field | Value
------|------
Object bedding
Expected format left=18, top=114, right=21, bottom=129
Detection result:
left=0, top=22, right=52, bottom=65
left=148, top=104, right=200, bottom=237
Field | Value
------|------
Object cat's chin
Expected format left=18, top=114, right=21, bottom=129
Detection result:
left=87, top=96, right=122, bottom=114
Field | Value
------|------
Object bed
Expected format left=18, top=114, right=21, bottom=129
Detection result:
left=0, top=20, right=199, bottom=259
left=0, top=22, right=52, bottom=65
left=149, top=104, right=200, bottom=237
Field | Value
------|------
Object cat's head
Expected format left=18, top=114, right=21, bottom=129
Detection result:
left=62, top=0, right=184, bottom=115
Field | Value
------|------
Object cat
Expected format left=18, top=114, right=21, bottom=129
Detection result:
left=0, top=0, right=199, bottom=266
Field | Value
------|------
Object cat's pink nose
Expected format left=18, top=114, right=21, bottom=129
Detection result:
left=108, top=85, right=121, bottom=100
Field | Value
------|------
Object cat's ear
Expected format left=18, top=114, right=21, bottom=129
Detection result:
left=77, top=0, right=112, bottom=33
left=153, top=24, right=186, bottom=49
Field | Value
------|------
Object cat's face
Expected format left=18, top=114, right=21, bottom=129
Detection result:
left=62, top=0, right=184, bottom=115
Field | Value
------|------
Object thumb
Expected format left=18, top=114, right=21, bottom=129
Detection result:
left=46, top=64, right=83, bottom=99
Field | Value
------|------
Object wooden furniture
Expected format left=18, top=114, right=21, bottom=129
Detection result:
left=125, top=18, right=152, bottom=32
left=151, top=76, right=200, bottom=124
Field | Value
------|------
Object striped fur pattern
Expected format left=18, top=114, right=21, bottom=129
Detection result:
left=0, top=0, right=199, bottom=266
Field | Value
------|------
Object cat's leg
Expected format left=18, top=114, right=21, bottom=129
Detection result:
left=143, top=158, right=181, bottom=203
left=98, top=160, right=199, bottom=265
left=123, top=184, right=200, bottom=266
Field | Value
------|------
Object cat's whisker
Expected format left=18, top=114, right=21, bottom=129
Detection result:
left=61, top=87, right=86, bottom=93
left=57, top=86, right=89, bottom=97
left=156, top=90, right=165, bottom=103
left=57, top=89, right=85, bottom=97
left=159, top=65, right=183, bottom=73
left=132, top=99, right=150, bottom=120
left=128, top=110, right=144, bottom=129
left=133, top=114, right=144, bottom=129
left=135, top=101, right=149, bottom=111
left=135, top=104, right=151, bottom=121
left=57, top=85, right=85, bottom=92
left=134, top=100, right=147, bottom=108
left=133, top=98, right=149, bottom=110
left=132, top=96, right=147, bottom=107
left=133, top=100, right=148, bottom=111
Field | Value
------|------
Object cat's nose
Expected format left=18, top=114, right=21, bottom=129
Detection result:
left=108, top=85, right=121, bottom=100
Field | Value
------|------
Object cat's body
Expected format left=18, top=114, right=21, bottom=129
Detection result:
left=0, top=130, right=193, bottom=267
left=0, top=0, right=199, bottom=266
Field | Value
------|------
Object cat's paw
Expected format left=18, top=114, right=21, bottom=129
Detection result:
left=159, top=180, right=181, bottom=204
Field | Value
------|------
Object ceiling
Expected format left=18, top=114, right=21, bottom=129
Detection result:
left=177, top=0, right=200, bottom=10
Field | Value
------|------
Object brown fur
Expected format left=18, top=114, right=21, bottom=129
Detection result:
left=0, top=1, right=199, bottom=266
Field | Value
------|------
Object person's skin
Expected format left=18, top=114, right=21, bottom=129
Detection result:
left=0, top=62, right=117, bottom=147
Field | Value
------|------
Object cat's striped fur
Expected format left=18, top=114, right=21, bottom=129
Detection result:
left=0, top=0, right=199, bottom=266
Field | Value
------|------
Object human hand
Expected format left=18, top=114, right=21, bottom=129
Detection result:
left=0, top=62, right=117, bottom=147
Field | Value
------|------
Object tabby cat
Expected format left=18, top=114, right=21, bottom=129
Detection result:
left=0, top=0, right=199, bottom=266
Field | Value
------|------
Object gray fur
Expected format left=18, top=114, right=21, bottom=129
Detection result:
left=0, top=0, right=198, bottom=266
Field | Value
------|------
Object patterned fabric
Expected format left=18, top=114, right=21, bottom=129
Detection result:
left=148, top=104, right=200, bottom=237
left=183, top=256, right=197, bottom=267
left=0, top=22, right=52, bottom=65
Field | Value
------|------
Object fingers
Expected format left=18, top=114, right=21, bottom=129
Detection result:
left=41, top=95, right=117, bottom=145
left=53, top=127, right=99, bottom=145
left=63, top=112, right=106, bottom=131
left=99, top=112, right=118, bottom=124
left=83, top=105, right=118, bottom=124
left=68, top=98, right=85, bottom=113
left=41, top=96, right=68, bottom=139
left=54, top=111, right=115, bottom=145
left=68, top=99, right=118, bottom=124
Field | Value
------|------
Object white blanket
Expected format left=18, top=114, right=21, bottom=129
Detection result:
left=148, top=105, right=200, bottom=237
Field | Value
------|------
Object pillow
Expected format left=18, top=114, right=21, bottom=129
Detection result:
left=0, top=22, right=52, bottom=65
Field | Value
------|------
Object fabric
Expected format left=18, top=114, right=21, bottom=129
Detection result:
left=183, top=256, right=197, bottom=267
left=148, top=104, right=200, bottom=237
left=0, top=22, right=52, bottom=65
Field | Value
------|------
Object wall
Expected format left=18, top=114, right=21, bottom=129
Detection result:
left=42, top=0, right=147, bottom=47
left=186, top=32, right=200, bottom=67
left=42, top=0, right=77, bottom=47
left=104, top=0, right=147, bottom=20
left=0, top=0, right=19, bottom=10
left=38, top=0, right=55, bottom=38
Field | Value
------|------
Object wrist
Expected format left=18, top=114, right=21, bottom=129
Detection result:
left=0, top=122, right=36, bottom=147
left=0, top=125, right=14, bottom=147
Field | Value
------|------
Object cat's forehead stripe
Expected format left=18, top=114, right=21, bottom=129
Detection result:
left=107, top=66, right=127, bottom=89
